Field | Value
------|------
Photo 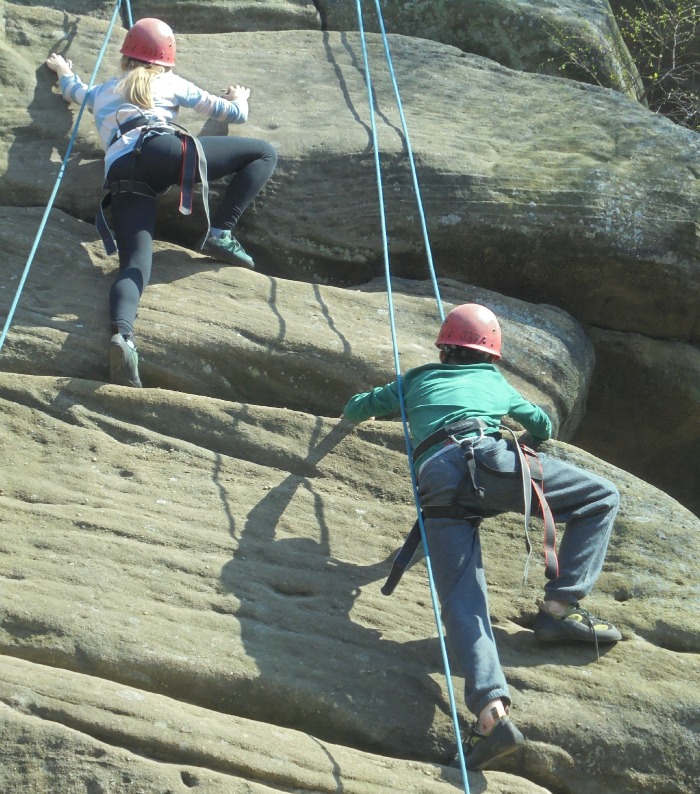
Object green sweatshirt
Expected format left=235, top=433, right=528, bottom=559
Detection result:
left=343, top=362, right=552, bottom=468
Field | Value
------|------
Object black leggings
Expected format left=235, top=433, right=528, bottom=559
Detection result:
left=107, top=133, right=277, bottom=338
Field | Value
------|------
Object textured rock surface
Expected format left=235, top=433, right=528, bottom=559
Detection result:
left=0, top=372, right=698, bottom=793
left=5, top=4, right=697, bottom=510
left=321, top=0, right=641, bottom=93
left=1, top=2, right=699, bottom=792
left=4, top=8, right=699, bottom=341
left=0, top=208, right=593, bottom=436
left=573, top=328, right=700, bottom=516
left=0, top=659, right=549, bottom=794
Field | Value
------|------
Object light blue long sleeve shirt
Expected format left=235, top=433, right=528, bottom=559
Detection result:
left=59, top=70, right=248, bottom=175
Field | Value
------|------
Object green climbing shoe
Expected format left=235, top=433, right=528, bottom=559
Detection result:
left=202, top=230, right=255, bottom=268
left=109, top=333, right=142, bottom=388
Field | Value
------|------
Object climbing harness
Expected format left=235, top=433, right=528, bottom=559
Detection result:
left=383, top=422, right=560, bottom=597
left=412, top=416, right=487, bottom=466
left=382, top=418, right=489, bottom=596
left=96, top=107, right=211, bottom=255
left=506, top=428, right=559, bottom=584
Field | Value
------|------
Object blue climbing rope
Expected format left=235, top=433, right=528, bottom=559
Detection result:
left=354, top=2, right=470, bottom=790
left=0, top=0, right=132, bottom=355
left=369, top=0, right=445, bottom=324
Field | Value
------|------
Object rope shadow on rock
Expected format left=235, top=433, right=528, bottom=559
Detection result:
left=323, top=31, right=406, bottom=156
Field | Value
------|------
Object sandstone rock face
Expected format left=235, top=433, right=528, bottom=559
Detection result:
left=321, top=0, right=641, bottom=94
left=4, top=8, right=699, bottom=344
left=5, top=4, right=698, bottom=509
left=1, top=2, right=699, bottom=793
left=0, top=209, right=593, bottom=437
left=573, top=328, right=700, bottom=516
left=0, top=373, right=698, bottom=794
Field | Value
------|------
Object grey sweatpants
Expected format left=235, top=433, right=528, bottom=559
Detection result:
left=416, top=435, right=619, bottom=718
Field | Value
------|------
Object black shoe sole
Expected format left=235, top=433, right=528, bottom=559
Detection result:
left=534, top=611, right=621, bottom=643
left=453, top=718, right=525, bottom=771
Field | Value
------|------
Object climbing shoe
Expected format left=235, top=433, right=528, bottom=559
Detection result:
left=454, top=716, right=524, bottom=771
left=109, top=333, right=142, bottom=388
left=202, top=230, right=255, bottom=268
left=534, top=602, right=622, bottom=643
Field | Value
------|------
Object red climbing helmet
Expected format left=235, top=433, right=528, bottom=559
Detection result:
left=435, top=303, right=502, bottom=359
left=120, top=18, right=176, bottom=67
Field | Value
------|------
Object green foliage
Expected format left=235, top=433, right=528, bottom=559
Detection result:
left=619, top=0, right=700, bottom=128
left=547, top=0, right=700, bottom=131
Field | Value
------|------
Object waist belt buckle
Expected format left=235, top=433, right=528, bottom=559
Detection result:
left=450, top=426, right=484, bottom=446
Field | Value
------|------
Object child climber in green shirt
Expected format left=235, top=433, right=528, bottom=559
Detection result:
left=343, top=303, right=621, bottom=771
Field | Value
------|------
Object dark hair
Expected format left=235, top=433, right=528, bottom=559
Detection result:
left=440, top=345, right=494, bottom=365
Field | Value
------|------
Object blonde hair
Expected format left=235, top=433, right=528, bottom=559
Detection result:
left=117, top=56, right=168, bottom=109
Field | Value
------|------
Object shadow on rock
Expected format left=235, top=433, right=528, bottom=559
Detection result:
left=218, top=418, right=456, bottom=760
